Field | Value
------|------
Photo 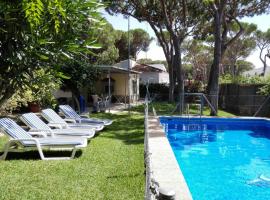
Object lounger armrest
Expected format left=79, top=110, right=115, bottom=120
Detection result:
left=48, top=123, right=64, bottom=129
left=64, top=118, right=76, bottom=123
left=29, top=128, right=51, bottom=133
left=79, top=115, right=89, bottom=119
left=29, top=129, right=56, bottom=137
left=29, top=128, right=40, bottom=132
left=27, top=131, right=48, bottom=138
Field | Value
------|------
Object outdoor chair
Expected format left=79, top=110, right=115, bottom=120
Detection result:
left=20, top=113, right=95, bottom=139
left=91, top=94, right=102, bottom=113
left=0, top=118, right=87, bottom=160
left=59, top=105, right=113, bottom=126
left=41, top=109, right=104, bottom=131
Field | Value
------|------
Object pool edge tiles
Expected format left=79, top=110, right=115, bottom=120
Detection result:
left=148, top=115, right=193, bottom=200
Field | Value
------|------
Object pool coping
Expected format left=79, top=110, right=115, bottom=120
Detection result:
left=159, top=115, right=270, bottom=121
left=147, top=115, right=193, bottom=200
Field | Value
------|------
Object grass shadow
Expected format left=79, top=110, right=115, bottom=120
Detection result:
left=0, top=149, right=83, bottom=160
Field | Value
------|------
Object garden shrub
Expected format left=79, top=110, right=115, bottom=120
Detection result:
left=0, top=69, right=61, bottom=115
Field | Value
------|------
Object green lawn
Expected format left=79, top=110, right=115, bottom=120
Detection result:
left=0, top=112, right=145, bottom=200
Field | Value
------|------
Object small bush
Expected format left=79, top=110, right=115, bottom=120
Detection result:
left=1, top=69, right=61, bottom=114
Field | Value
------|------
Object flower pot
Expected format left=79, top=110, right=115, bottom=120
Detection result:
left=28, top=102, right=40, bottom=113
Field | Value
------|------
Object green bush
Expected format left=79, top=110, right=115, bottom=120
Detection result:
left=220, top=74, right=267, bottom=85
left=139, top=83, right=169, bottom=100
left=1, top=69, right=61, bottom=114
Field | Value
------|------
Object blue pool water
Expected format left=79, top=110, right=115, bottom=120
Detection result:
left=160, top=117, right=270, bottom=200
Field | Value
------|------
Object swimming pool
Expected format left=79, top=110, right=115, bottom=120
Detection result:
left=160, top=117, right=270, bottom=200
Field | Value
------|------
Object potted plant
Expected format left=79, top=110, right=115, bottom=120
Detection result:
left=2, top=69, right=61, bottom=114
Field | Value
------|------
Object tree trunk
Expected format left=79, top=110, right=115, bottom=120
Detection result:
left=262, top=55, right=267, bottom=76
left=172, top=36, right=184, bottom=114
left=207, top=8, right=223, bottom=116
left=168, top=63, right=175, bottom=102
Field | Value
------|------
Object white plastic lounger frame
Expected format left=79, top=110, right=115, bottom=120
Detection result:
left=0, top=118, right=86, bottom=160
left=41, top=109, right=104, bottom=131
left=59, top=105, right=113, bottom=126
left=20, top=113, right=95, bottom=139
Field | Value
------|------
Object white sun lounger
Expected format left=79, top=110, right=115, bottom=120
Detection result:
left=20, top=113, right=95, bottom=139
left=0, top=118, right=87, bottom=160
left=59, top=105, right=113, bottom=126
left=41, top=109, right=104, bottom=131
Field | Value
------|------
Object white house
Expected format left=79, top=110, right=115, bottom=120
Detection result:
left=115, top=59, right=169, bottom=85
left=138, top=64, right=169, bottom=84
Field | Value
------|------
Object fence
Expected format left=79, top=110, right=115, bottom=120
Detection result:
left=219, top=84, right=270, bottom=116
left=144, top=97, right=151, bottom=200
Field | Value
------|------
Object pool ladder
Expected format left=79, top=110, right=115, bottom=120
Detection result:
left=185, top=95, right=203, bottom=119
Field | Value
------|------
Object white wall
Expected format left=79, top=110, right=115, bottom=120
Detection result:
left=158, top=72, right=169, bottom=84
left=139, top=72, right=169, bottom=84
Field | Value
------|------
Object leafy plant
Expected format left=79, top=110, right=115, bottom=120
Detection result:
left=220, top=74, right=267, bottom=85
left=0, top=0, right=104, bottom=109
left=1, top=69, right=61, bottom=114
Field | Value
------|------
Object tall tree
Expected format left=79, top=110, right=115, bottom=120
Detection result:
left=204, top=0, right=269, bottom=115
left=182, top=39, right=212, bottom=83
left=106, top=0, right=204, bottom=109
left=115, top=28, right=153, bottom=61
left=90, top=22, right=120, bottom=65
left=255, top=29, right=270, bottom=76
left=222, top=22, right=257, bottom=76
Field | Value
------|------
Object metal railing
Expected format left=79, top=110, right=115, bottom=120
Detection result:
left=170, top=93, right=217, bottom=116
left=144, top=96, right=151, bottom=200
left=254, top=95, right=270, bottom=116
left=144, top=83, right=160, bottom=200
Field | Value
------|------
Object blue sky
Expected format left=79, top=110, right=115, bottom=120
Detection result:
left=102, top=12, right=270, bottom=68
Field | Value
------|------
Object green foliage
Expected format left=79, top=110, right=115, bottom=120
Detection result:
left=90, top=22, right=120, bottom=64
left=258, top=84, right=270, bottom=95
left=22, top=0, right=66, bottom=32
left=0, top=0, right=104, bottom=109
left=182, top=39, right=212, bottom=82
left=235, top=60, right=255, bottom=75
left=257, top=76, right=270, bottom=95
left=185, top=80, right=205, bottom=93
left=140, top=83, right=169, bottom=100
left=220, top=74, right=270, bottom=96
left=22, top=0, right=45, bottom=29
left=1, top=69, right=61, bottom=114
left=115, top=28, right=153, bottom=61
left=223, top=22, right=257, bottom=73
left=61, top=58, right=101, bottom=96
left=220, top=74, right=267, bottom=85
